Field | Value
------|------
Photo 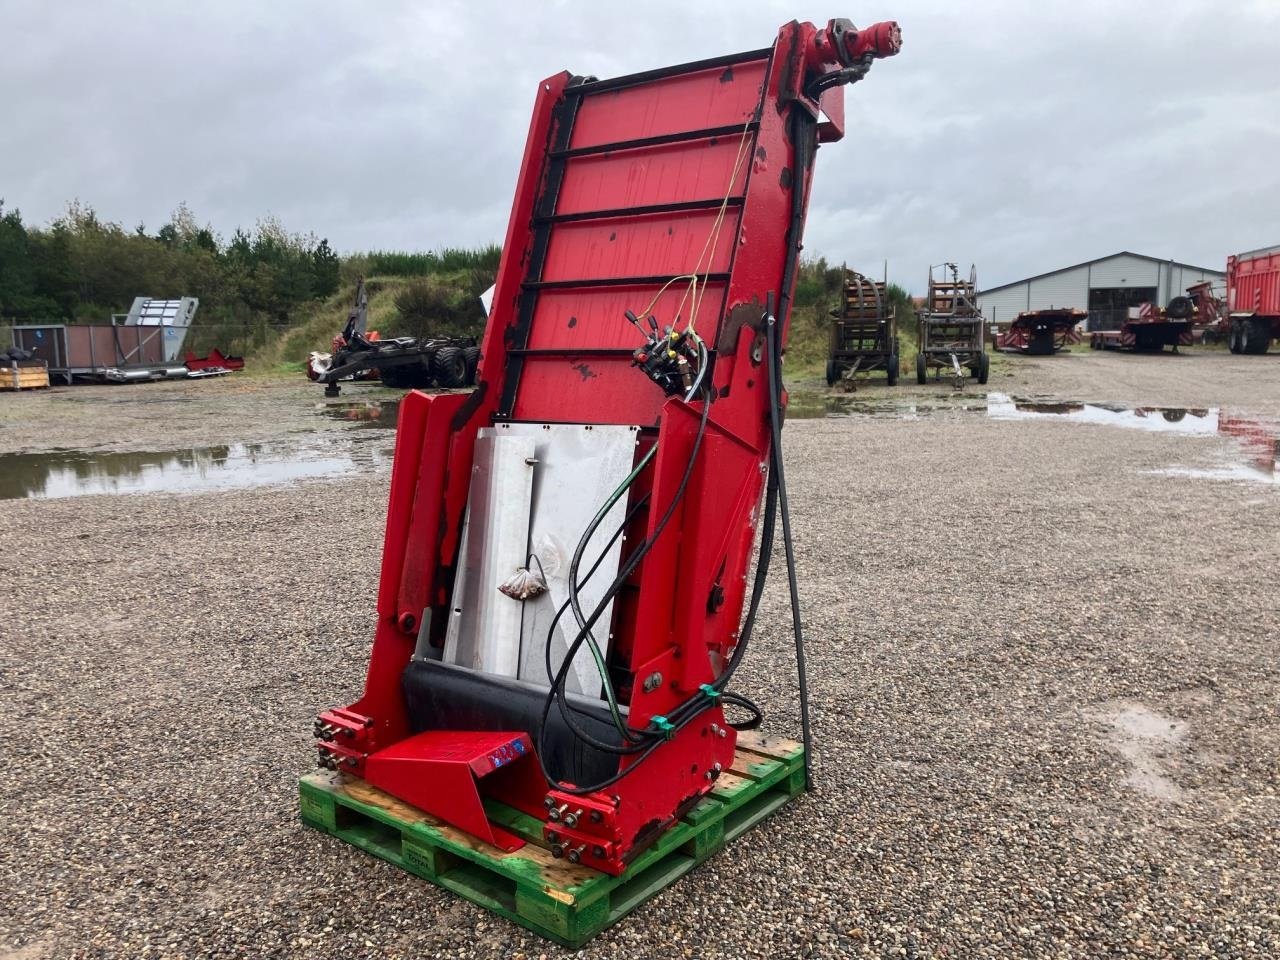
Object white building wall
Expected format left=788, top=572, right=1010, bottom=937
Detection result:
left=977, top=286, right=1029, bottom=324
left=1028, top=265, right=1089, bottom=310
left=978, top=254, right=1225, bottom=319
left=1088, top=254, right=1160, bottom=288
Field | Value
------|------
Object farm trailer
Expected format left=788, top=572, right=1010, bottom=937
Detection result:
left=1088, top=295, right=1195, bottom=352
left=916, top=263, right=988, bottom=385
left=1225, top=245, right=1280, bottom=354
left=996, top=308, right=1084, bottom=355
left=826, top=267, right=898, bottom=386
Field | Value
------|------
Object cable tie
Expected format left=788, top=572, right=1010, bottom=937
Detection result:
left=699, top=683, right=721, bottom=701
left=650, top=715, right=676, bottom=740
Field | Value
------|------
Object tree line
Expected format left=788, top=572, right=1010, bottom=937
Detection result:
left=0, top=201, right=341, bottom=347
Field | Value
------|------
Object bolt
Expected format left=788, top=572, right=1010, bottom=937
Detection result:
left=567, top=845, right=586, bottom=864
left=563, top=808, right=584, bottom=828
left=589, top=810, right=603, bottom=823
left=642, top=672, right=663, bottom=693
left=548, top=803, right=568, bottom=822
left=546, top=830, right=559, bottom=844
left=593, top=845, right=606, bottom=858
left=551, top=844, right=564, bottom=859
left=543, top=796, right=556, bottom=810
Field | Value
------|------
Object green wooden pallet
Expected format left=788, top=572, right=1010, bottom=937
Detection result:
left=299, top=730, right=805, bottom=948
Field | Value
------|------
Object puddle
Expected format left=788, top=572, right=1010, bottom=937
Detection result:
left=315, top=399, right=401, bottom=429
left=0, top=441, right=392, bottom=500
left=791, top=388, right=1280, bottom=484
left=1086, top=701, right=1189, bottom=802
left=786, top=395, right=986, bottom=420
left=986, top=393, right=1217, bottom=434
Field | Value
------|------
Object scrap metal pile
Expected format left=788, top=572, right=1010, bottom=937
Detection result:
left=311, top=16, right=901, bottom=885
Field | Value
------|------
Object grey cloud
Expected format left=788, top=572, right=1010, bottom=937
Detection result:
left=2, top=0, right=1275, bottom=292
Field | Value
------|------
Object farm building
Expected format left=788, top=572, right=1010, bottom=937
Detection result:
left=976, top=252, right=1224, bottom=330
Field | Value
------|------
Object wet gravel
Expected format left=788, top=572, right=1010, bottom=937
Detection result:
left=2, top=353, right=1279, bottom=958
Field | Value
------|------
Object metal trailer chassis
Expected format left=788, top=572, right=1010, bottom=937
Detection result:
left=914, top=263, right=987, bottom=386
left=996, top=308, right=1084, bottom=355
left=826, top=268, right=898, bottom=387
left=317, top=336, right=480, bottom=396
left=916, top=314, right=988, bottom=385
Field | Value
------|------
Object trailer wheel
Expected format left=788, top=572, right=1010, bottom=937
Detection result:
left=1228, top=321, right=1243, bottom=354
left=433, top=347, right=469, bottom=387
left=1243, top=318, right=1272, bottom=355
left=886, top=353, right=898, bottom=387
left=976, top=352, right=990, bottom=385
left=826, top=360, right=837, bottom=387
left=463, top=346, right=481, bottom=384
left=916, top=353, right=927, bottom=385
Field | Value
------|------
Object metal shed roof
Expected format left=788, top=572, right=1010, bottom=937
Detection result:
left=977, top=251, right=1224, bottom=297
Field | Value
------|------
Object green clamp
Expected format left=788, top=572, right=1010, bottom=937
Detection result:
left=650, top=715, right=676, bottom=740
left=699, top=684, right=721, bottom=701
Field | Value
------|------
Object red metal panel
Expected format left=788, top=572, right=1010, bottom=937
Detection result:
left=1229, top=250, right=1280, bottom=316
left=557, top=137, right=750, bottom=214
left=524, top=282, right=729, bottom=352
left=568, top=59, right=768, bottom=149
left=512, top=355, right=664, bottom=425
left=539, top=209, right=739, bottom=283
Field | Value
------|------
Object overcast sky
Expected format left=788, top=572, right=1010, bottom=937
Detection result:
left=2, top=0, right=1276, bottom=292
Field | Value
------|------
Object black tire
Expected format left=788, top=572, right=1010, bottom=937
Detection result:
left=826, top=359, right=837, bottom=387
left=886, top=354, right=898, bottom=386
left=433, top=346, right=468, bottom=387
left=916, top=353, right=927, bottom=385
left=1244, top=318, right=1272, bottom=355
left=1228, top=320, right=1243, bottom=354
left=462, top=346, right=481, bottom=385
left=976, top=352, right=990, bottom=385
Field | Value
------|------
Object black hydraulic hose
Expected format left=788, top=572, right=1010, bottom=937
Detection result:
left=766, top=310, right=813, bottom=792
left=537, top=384, right=714, bottom=787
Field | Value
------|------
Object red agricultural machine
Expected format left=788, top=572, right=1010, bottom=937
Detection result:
left=1089, top=295, right=1196, bottom=352
left=301, top=16, right=901, bottom=945
left=996, top=307, right=1084, bottom=355
left=1225, top=244, right=1280, bottom=354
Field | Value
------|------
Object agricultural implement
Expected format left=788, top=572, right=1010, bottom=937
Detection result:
left=1088, top=295, right=1195, bottom=352
left=826, top=267, right=898, bottom=386
left=915, top=263, right=988, bottom=385
left=995, top=307, right=1084, bottom=355
left=308, top=278, right=480, bottom=396
left=301, top=16, right=901, bottom=946
left=1225, top=244, right=1280, bottom=354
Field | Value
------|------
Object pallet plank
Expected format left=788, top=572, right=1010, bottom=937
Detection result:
left=299, top=731, right=805, bottom=947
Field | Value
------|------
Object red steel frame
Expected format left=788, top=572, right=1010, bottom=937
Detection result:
left=316, top=17, right=900, bottom=876
left=996, top=308, right=1084, bottom=354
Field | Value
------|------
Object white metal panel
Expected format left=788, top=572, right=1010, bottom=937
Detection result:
left=977, top=285, right=1029, bottom=324
left=443, top=431, right=537, bottom=678
left=1087, top=254, right=1159, bottom=289
left=503, top=423, right=639, bottom=696
left=1028, top=265, right=1089, bottom=310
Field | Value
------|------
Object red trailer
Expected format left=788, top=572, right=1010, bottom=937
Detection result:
left=996, top=307, right=1084, bottom=355
left=301, top=15, right=902, bottom=943
left=1226, top=245, right=1280, bottom=354
left=1089, top=297, right=1195, bottom=352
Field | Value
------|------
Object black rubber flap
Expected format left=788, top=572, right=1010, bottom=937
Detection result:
left=401, top=658, right=622, bottom=786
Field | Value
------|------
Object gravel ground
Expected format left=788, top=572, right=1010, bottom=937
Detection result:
left=2, top=351, right=1278, bottom=959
